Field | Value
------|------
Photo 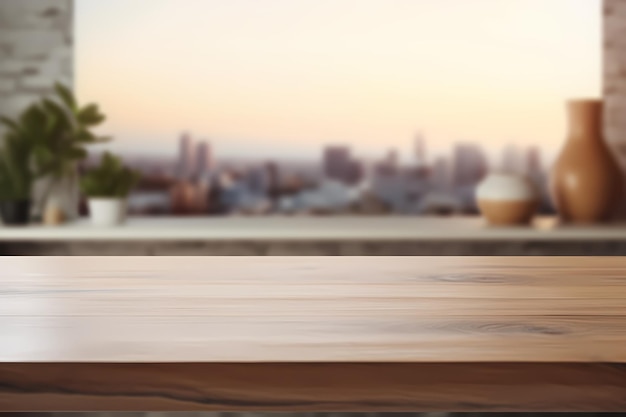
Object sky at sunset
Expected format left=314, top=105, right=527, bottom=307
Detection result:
left=76, top=0, right=601, bottom=163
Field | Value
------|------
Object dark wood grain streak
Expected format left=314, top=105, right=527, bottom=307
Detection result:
left=2, top=363, right=626, bottom=412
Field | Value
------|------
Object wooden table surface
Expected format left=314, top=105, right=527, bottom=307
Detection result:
left=2, top=256, right=626, bottom=411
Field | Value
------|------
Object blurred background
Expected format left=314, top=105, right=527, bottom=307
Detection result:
left=74, top=0, right=599, bottom=217
left=1, top=0, right=625, bottom=260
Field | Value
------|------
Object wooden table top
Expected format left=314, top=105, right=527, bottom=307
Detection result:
left=3, top=256, right=626, bottom=364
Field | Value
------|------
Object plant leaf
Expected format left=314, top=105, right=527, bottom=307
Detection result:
left=66, top=147, right=88, bottom=160
left=77, top=104, right=106, bottom=126
left=54, top=82, right=77, bottom=112
left=81, top=152, right=139, bottom=198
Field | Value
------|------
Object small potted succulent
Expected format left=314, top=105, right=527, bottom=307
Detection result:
left=80, top=152, right=140, bottom=226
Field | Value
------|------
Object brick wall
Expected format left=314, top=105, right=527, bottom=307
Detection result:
left=0, top=0, right=72, bottom=120
left=0, top=0, right=75, bottom=218
left=605, top=0, right=626, bottom=158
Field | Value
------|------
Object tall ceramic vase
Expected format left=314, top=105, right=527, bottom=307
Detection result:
left=550, top=99, right=623, bottom=223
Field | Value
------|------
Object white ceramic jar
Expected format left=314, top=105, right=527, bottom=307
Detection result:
left=476, top=174, right=537, bottom=226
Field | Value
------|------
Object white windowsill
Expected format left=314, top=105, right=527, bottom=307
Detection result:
left=0, top=215, right=624, bottom=241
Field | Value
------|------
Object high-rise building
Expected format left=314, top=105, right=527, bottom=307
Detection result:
left=195, top=140, right=212, bottom=178
left=245, top=165, right=271, bottom=195
left=373, top=148, right=400, bottom=177
left=177, top=133, right=194, bottom=180
left=415, top=132, right=427, bottom=168
left=323, top=146, right=362, bottom=185
left=452, top=143, right=487, bottom=187
left=431, top=156, right=451, bottom=189
left=324, top=146, right=351, bottom=180
left=347, top=160, right=364, bottom=185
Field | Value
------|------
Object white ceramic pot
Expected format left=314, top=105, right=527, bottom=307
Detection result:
left=88, top=198, right=127, bottom=226
left=476, top=174, right=537, bottom=226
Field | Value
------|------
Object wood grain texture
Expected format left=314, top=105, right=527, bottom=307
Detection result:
left=3, top=256, right=626, bottom=411
left=2, top=363, right=626, bottom=412
left=3, top=256, right=626, bottom=363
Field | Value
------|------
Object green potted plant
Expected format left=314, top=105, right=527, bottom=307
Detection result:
left=80, top=152, right=140, bottom=226
left=31, top=83, right=111, bottom=221
left=0, top=103, right=50, bottom=225
left=0, top=83, right=110, bottom=224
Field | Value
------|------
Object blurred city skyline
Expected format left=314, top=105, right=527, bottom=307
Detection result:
left=76, top=0, right=601, bottom=162
left=75, top=0, right=599, bottom=217
left=80, top=130, right=550, bottom=217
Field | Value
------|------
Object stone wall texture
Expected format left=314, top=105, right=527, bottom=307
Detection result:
left=0, top=0, right=76, bottom=217
left=605, top=0, right=626, bottom=161
left=0, top=0, right=72, bottom=121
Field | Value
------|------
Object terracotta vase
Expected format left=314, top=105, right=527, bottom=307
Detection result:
left=550, top=99, right=623, bottom=223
